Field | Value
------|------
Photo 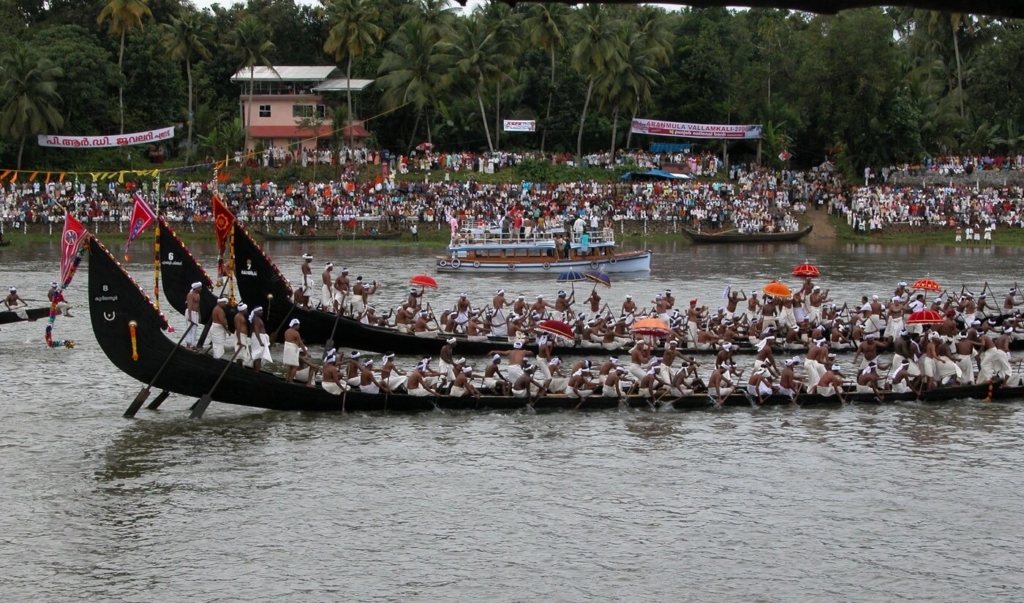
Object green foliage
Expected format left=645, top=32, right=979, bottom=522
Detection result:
left=0, top=2, right=1023, bottom=173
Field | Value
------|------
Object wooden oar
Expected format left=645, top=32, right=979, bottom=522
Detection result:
left=189, top=346, right=243, bottom=419
left=268, top=304, right=297, bottom=344
left=324, top=306, right=344, bottom=361
left=123, top=322, right=196, bottom=418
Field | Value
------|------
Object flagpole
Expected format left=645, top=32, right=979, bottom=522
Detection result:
left=154, top=175, right=161, bottom=311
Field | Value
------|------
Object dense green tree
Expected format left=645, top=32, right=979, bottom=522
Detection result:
left=96, top=0, right=151, bottom=134
left=0, top=44, right=63, bottom=169
left=324, top=0, right=384, bottom=148
left=30, top=26, right=121, bottom=136
left=570, top=4, right=624, bottom=165
left=523, top=3, right=569, bottom=152
left=161, top=9, right=211, bottom=165
left=377, top=19, right=451, bottom=147
left=227, top=14, right=275, bottom=149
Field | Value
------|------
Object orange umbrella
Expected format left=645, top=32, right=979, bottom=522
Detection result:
left=631, top=317, right=671, bottom=337
left=792, top=263, right=820, bottom=278
left=912, top=279, right=941, bottom=292
left=762, top=281, right=793, bottom=299
left=906, top=309, right=945, bottom=324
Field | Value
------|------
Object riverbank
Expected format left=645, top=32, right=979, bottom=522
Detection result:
left=829, top=214, right=1024, bottom=246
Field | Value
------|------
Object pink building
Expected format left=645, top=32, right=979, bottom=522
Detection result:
left=231, top=66, right=372, bottom=151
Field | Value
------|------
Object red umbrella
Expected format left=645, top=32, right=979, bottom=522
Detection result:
left=415, top=142, right=434, bottom=151
left=631, top=317, right=671, bottom=337
left=792, top=263, right=820, bottom=278
left=536, top=320, right=574, bottom=341
left=912, top=279, right=942, bottom=292
left=409, top=274, right=438, bottom=289
left=906, top=309, right=945, bottom=325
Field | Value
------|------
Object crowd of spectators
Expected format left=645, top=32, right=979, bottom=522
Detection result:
left=2, top=152, right=1022, bottom=237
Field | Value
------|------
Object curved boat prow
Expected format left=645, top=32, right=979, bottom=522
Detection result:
left=89, top=236, right=170, bottom=385
left=232, top=222, right=295, bottom=331
left=158, top=217, right=218, bottom=321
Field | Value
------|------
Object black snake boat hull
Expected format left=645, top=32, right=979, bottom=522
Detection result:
left=683, top=225, right=813, bottom=243
left=0, top=306, right=51, bottom=324
left=90, top=234, right=1021, bottom=414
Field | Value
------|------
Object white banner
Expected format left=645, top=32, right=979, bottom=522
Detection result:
left=38, top=126, right=176, bottom=149
left=631, top=119, right=761, bottom=140
left=503, top=120, right=536, bottom=132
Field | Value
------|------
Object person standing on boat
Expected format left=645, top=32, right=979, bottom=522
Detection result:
left=234, top=303, right=251, bottom=366
left=572, top=215, right=586, bottom=242
left=351, top=276, right=378, bottom=315
left=333, top=268, right=351, bottom=314
left=439, top=338, right=457, bottom=381
left=209, top=297, right=231, bottom=359
left=512, top=294, right=528, bottom=317
left=321, top=263, right=335, bottom=312
left=585, top=288, right=602, bottom=318
left=491, top=341, right=534, bottom=385
left=490, top=289, right=509, bottom=337
left=454, top=293, right=473, bottom=331
left=283, top=319, right=313, bottom=385
left=299, top=254, right=313, bottom=310
left=554, top=290, right=575, bottom=322
left=531, top=295, right=554, bottom=320
left=47, top=281, right=72, bottom=317
left=249, top=306, right=272, bottom=371
left=184, top=282, right=202, bottom=350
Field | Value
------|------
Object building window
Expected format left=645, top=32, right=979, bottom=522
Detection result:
left=316, top=104, right=326, bottom=118
left=292, top=104, right=314, bottom=118
left=258, top=105, right=271, bottom=118
left=288, top=138, right=302, bottom=151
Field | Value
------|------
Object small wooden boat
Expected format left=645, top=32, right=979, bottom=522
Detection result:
left=437, top=225, right=651, bottom=274
left=682, top=225, right=813, bottom=244
left=258, top=230, right=402, bottom=242
left=0, top=306, right=50, bottom=324
left=89, top=235, right=1023, bottom=415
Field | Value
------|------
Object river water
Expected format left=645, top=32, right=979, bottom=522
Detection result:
left=2, top=238, right=1024, bottom=601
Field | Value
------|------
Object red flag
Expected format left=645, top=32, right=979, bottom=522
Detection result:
left=212, top=195, right=235, bottom=253
left=60, top=213, right=88, bottom=285
left=124, top=194, right=157, bottom=259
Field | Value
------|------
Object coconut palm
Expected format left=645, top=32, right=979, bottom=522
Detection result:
left=401, top=0, right=457, bottom=44
left=446, top=15, right=506, bottom=152
left=927, top=12, right=981, bottom=119
left=523, top=3, right=569, bottom=153
left=160, top=10, right=211, bottom=166
left=0, top=45, right=64, bottom=169
left=96, top=0, right=151, bottom=134
left=227, top=15, right=275, bottom=150
left=601, top=26, right=662, bottom=160
left=323, top=0, right=384, bottom=149
left=377, top=19, right=450, bottom=148
left=571, top=3, right=625, bottom=166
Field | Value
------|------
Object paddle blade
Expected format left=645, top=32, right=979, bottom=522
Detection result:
left=123, top=389, right=150, bottom=418
left=146, top=389, right=171, bottom=410
left=189, top=395, right=213, bottom=419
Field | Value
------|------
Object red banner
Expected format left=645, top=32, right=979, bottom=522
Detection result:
left=212, top=195, right=235, bottom=253
left=124, top=194, right=157, bottom=259
left=60, top=213, right=88, bottom=285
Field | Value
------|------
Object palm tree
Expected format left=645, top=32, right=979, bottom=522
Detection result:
left=927, top=12, right=980, bottom=119
left=0, top=45, right=64, bottom=169
left=478, top=1, right=519, bottom=151
left=324, top=0, right=384, bottom=149
left=401, top=0, right=456, bottom=44
left=523, top=3, right=569, bottom=153
left=602, top=26, right=662, bottom=159
left=227, top=15, right=275, bottom=150
left=377, top=19, right=450, bottom=148
left=571, top=3, right=624, bottom=166
left=96, top=0, right=151, bottom=134
left=160, top=10, right=211, bottom=166
left=446, top=15, right=506, bottom=152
